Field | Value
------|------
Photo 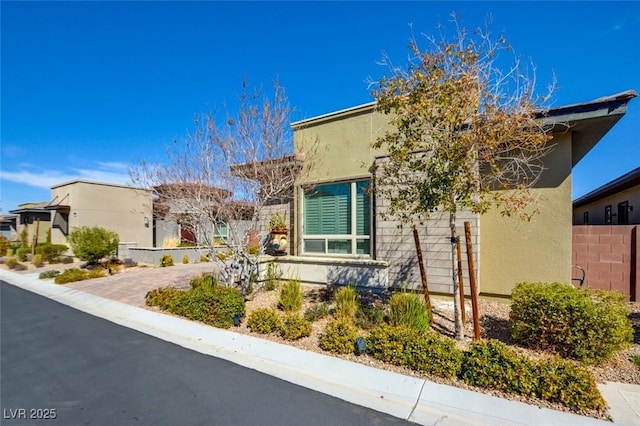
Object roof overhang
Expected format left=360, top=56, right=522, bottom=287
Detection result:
left=230, top=153, right=305, bottom=183
left=540, top=90, right=637, bottom=167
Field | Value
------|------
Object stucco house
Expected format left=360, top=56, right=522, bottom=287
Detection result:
left=573, top=166, right=640, bottom=225
left=9, top=202, right=52, bottom=244
left=46, top=180, right=153, bottom=255
left=270, top=90, right=637, bottom=298
left=0, top=214, right=19, bottom=241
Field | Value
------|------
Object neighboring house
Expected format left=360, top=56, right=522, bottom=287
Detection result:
left=0, top=214, right=18, bottom=240
left=573, top=167, right=640, bottom=225
left=284, top=90, right=637, bottom=298
left=153, top=183, right=254, bottom=248
left=47, top=180, right=153, bottom=253
left=8, top=202, right=52, bottom=244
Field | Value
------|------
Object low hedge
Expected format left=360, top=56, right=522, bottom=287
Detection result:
left=510, top=282, right=633, bottom=365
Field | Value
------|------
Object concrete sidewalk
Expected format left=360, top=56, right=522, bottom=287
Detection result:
left=1, top=267, right=638, bottom=425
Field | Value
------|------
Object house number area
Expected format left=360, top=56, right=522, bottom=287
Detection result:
left=3, top=408, right=57, bottom=420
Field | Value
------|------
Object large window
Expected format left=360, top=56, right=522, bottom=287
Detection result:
left=303, top=180, right=371, bottom=255
left=213, top=221, right=228, bottom=242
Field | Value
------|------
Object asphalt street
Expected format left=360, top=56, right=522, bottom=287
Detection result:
left=1, top=282, right=410, bottom=426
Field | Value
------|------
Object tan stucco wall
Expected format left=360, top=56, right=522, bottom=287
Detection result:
left=479, top=132, right=573, bottom=296
left=50, top=181, right=153, bottom=251
left=573, top=184, right=640, bottom=225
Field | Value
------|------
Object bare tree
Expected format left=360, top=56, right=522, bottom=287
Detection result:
left=130, top=80, right=313, bottom=288
left=371, top=14, right=556, bottom=339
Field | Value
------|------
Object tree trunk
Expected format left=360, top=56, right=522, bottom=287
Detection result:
left=450, top=210, right=464, bottom=340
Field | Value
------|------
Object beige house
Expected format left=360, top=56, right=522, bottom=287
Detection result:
left=8, top=202, right=52, bottom=245
left=47, top=180, right=153, bottom=253
left=573, top=167, right=640, bottom=225
left=284, top=90, right=637, bottom=298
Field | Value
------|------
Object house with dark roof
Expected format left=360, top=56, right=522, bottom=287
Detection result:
left=8, top=202, right=52, bottom=244
left=573, top=167, right=640, bottom=225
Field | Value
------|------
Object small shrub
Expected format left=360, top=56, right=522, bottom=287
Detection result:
left=61, top=256, right=74, bottom=264
left=368, top=324, right=462, bottom=378
left=461, top=340, right=538, bottom=396
left=248, top=245, right=260, bottom=256
left=319, top=318, right=359, bottom=355
left=162, top=237, right=179, bottom=248
left=534, top=357, right=605, bottom=412
left=145, top=287, right=184, bottom=310
left=32, top=254, right=44, bottom=267
left=54, top=268, right=89, bottom=284
left=247, top=308, right=281, bottom=334
left=355, top=304, right=386, bottom=330
left=304, top=303, right=331, bottom=322
left=182, top=254, right=189, bottom=264
left=39, top=270, right=61, bottom=279
left=0, top=235, right=9, bottom=257
left=16, top=247, right=30, bottom=262
left=6, top=256, right=18, bottom=269
left=278, top=279, right=303, bottom=312
left=189, top=273, right=217, bottom=291
left=388, top=292, right=430, bottom=332
left=6, top=248, right=14, bottom=257
left=199, top=253, right=211, bottom=262
left=35, top=243, right=68, bottom=262
left=68, top=226, right=119, bottom=263
left=334, top=286, right=358, bottom=320
left=160, top=254, right=174, bottom=267
left=631, top=354, right=640, bottom=367
left=163, top=286, right=245, bottom=329
left=510, top=282, right=633, bottom=365
left=87, top=268, right=106, bottom=279
left=279, top=314, right=312, bottom=340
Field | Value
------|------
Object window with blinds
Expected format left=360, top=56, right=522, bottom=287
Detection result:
left=303, top=180, right=371, bottom=255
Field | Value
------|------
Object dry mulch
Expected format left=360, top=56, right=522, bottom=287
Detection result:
left=236, top=283, right=640, bottom=421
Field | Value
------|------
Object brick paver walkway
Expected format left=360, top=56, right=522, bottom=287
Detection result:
left=60, top=263, right=219, bottom=307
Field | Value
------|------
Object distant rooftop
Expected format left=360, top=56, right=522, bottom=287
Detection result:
left=573, top=167, right=640, bottom=207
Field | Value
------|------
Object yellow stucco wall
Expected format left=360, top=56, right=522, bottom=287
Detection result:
left=50, top=181, right=153, bottom=250
left=479, top=132, right=573, bottom=296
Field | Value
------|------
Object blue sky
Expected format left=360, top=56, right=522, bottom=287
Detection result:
left=2, top=1, right=639, bottom=213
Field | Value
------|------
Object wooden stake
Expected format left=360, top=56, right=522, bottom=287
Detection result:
left=412, top=226, right=433, bottom=323
left=464, top=221, right=481, bottom=341
left=456, top=237, right=466, bottom=323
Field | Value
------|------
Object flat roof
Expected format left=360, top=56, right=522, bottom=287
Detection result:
left=51, top=179, right=150, bottom=191
left=573, top=167, right=640, bottom=207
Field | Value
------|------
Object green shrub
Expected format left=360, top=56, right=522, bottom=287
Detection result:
left=6, top=248, right=14, bottom=257
left=247, top=308, right=281, bottom=334
left=6, top=256, right=18, bottom=269
left=632, top=354, right=640, bottom=367
left=61, top=256, right=74, bottom=264
left=355, top=304, right=386, bottom=330
left=388, top=292, right=430, bottom=332
left=32, top=254, right=44, bottom=267
left=145, top=287, right=184, bottom=310
left=67, top=226, right=119, bottom=264
left=510, top=282, right=633, bottom=365
left=368, top=324, right=462, bottom=378
left=304, top=303, right=331, bottom=322
left=54, top=268, right=89, bottom=284
left=0, top=235, right=9, bottom=257
left=534, top=357, right=605, bottom=412
left=199, top=253, right=211, bottom=262
left=279, top=314, right=312, bottom=340
left=182, top=254, right=189, bottom=264
left=39, top=270, right=61, bottom=279
left=160, top=254, right=174, bottom=267
left=16, top=247, right=30, bottom=262
left=334, top=286, right=358, bottom=320
left=35, top=243, right=68, bottom=262
left=159, top=285, right=245, bottom=329
left=461, top=339, right=538, bottom=396
left=278, top=279, right=303, bottom=312
left=53, top=267, right=105, bottom=284
left=189, top=273, right=217, bottom=291
left=319, top=318, right=359, bottom=355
